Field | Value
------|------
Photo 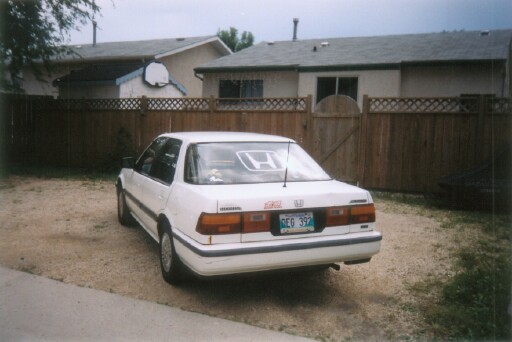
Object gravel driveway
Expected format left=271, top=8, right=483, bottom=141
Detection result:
left=0, top=176, right=460, bottom=340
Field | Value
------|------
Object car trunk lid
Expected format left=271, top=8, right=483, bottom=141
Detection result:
left=197, top=180, right=371, bottom=243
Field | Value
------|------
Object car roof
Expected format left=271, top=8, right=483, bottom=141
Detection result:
left=158, top=132, right=295, bottom=144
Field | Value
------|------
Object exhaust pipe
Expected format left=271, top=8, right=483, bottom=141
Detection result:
left=329, top=263, right=341, bottom=271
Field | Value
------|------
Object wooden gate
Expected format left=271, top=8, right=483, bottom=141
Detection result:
left=312, top=95, right=361, bottom=183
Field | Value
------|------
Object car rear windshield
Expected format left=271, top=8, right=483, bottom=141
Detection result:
left=185, top=142, right=331, bottom=185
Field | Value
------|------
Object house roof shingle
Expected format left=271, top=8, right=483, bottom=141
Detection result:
left=57, top=35, right=230, bottom=62
left=195, top=30, right=512, bottom=73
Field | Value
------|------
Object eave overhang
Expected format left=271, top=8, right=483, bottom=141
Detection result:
left=195, top=58, right=508, bottom=75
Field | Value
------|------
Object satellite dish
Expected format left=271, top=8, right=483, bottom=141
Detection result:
left=144, top=62, right=169, bottom=87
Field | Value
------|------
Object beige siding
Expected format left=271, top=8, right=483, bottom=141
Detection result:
left=400, top=63, right=507, bottom=97
left=119, top=77, right=183, bottom=98
left=58, top=77, right=183, bottom=99
left=20, top=65, right=73, bottom=98
left=161, top=43, right=226, bottom=97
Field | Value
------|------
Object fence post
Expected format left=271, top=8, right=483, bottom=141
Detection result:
left=0, top=95, right=7, bottom=177
left=209, top=95, right=216, bottom=113
left=357, top=95, right=370, bottom=187
left=140, top=96, right=148, bottom=116
left=304, top=95, right=314, bottom=154
left=474, top=95, right=486, bottom=162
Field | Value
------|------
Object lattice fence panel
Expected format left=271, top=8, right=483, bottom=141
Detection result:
left=216, top=98, right=307, bottom=111
left=148, top=98, right=209, bottom=111
left=487, top=98, right=512, bottom=114
left=48, top=97, right=308, bottom=112
left=370, top=97, right=478, bottom=113
left=94, top=98, right=140, bottom=110
left=54, top=98, right=142, bottom=111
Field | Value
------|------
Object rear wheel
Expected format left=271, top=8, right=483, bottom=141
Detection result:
left=159, top=222, right=183, bottom=285
left=117, top=186, right=135, bottom=226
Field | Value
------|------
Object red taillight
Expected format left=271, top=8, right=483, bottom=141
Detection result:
left=350, top=204, right=376, bottom=224
left=243, top=212, right=270, bottom=233
left=196, top=212, right=271, bottom=235
left=196, top=213, right=241, bottom=235
left=326, top=207, right=350, bottom=226
left=325, top=204, right=375, bottom=227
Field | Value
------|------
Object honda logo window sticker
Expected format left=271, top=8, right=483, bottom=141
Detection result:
left=237, top=151, right=285, bottom=171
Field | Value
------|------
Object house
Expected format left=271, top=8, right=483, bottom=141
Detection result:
left=22, top=35, right=231, bottom=98
left=53, top=61, right=187, bottom=99
left=195, top=30, right=512, bottom=108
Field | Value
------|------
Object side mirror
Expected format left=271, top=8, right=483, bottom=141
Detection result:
left=122, top=157, right=135, bottom=169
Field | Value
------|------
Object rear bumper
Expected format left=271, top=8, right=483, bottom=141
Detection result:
left=173, top=230, right=382, bottom=277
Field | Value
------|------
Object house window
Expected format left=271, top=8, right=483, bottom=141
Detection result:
left=219, top=80, right=263, bottom=98
left=316, top=77, right=358, bottom=103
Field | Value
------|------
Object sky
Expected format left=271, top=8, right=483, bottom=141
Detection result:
left=69, top=0, right=512, bottom=45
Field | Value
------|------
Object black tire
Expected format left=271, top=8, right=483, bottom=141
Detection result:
left=117, top=186, right=135, bottom=226
left=159, top=222, right=183, bottom=285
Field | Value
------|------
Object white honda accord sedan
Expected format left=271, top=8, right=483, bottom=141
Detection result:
left=116, top=132, right=381, bottom=284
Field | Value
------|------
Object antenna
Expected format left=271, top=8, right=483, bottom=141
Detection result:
left=283, top=141, right=291, bottom=188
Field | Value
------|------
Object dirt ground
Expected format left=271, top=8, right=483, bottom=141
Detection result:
left=0, top=176, right=463, bottom=341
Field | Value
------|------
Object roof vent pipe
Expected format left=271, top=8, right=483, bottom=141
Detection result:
left=93, top=20, right=97, bottom=46
left=293, top=18, right=299, bottom=41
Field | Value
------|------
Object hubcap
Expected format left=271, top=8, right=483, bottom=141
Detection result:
left=161, top=233, right=172, bottom=272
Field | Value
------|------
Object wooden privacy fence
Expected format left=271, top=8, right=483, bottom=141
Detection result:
left=2, top=96, right=312, bottom=171
left=2, top=94, right=511, bottom=193
left=358, top=96, right=512, bottom=192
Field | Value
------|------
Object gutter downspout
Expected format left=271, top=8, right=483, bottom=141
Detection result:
left=194, top=72, right=204, bottom=81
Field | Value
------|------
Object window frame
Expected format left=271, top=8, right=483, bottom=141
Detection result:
left=149, top=138, right=182, bottom=185
left=184, top=141, right=332, bottom=185
left=134, top=137, right=168, bottom=176
left=134, top=137, right=182, bottom=185
left=316, top=76, right=359, bottom=104
left=219, top=79, right=264, bottom=99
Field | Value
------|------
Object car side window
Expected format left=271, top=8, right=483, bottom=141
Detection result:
left=149, top=139, right=182, bottom=184
left=134, top=137, right=167, bottom=175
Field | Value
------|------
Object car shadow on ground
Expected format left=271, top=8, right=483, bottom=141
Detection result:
left=181, top=265, right=357, bottom=310
left=127, top=223, right=361, bottom=315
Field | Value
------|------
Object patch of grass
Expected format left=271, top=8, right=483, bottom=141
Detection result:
left=415, top=211, right=512, bottom=340
left=50, top=276, right=64, bottom=282
left=400, top=302, right=418, bottom=313
left=18, top=264, right=37, bottom=274
left=0, top=180, right=14, bottom=190
left=426, top=242, right=511, bottom=339
left=371, top=191, right=441, bottom=218
left=372, top=191, right=428, bottom=207
left=93, top=222, right=108, bottom=231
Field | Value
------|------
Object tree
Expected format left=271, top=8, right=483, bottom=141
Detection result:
left=217, top=27, right=254, bottom=52
left=0, top=0, right=100, bottom=92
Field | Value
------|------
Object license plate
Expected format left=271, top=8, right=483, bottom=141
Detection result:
left=279, top=212, right=315, bottom=234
